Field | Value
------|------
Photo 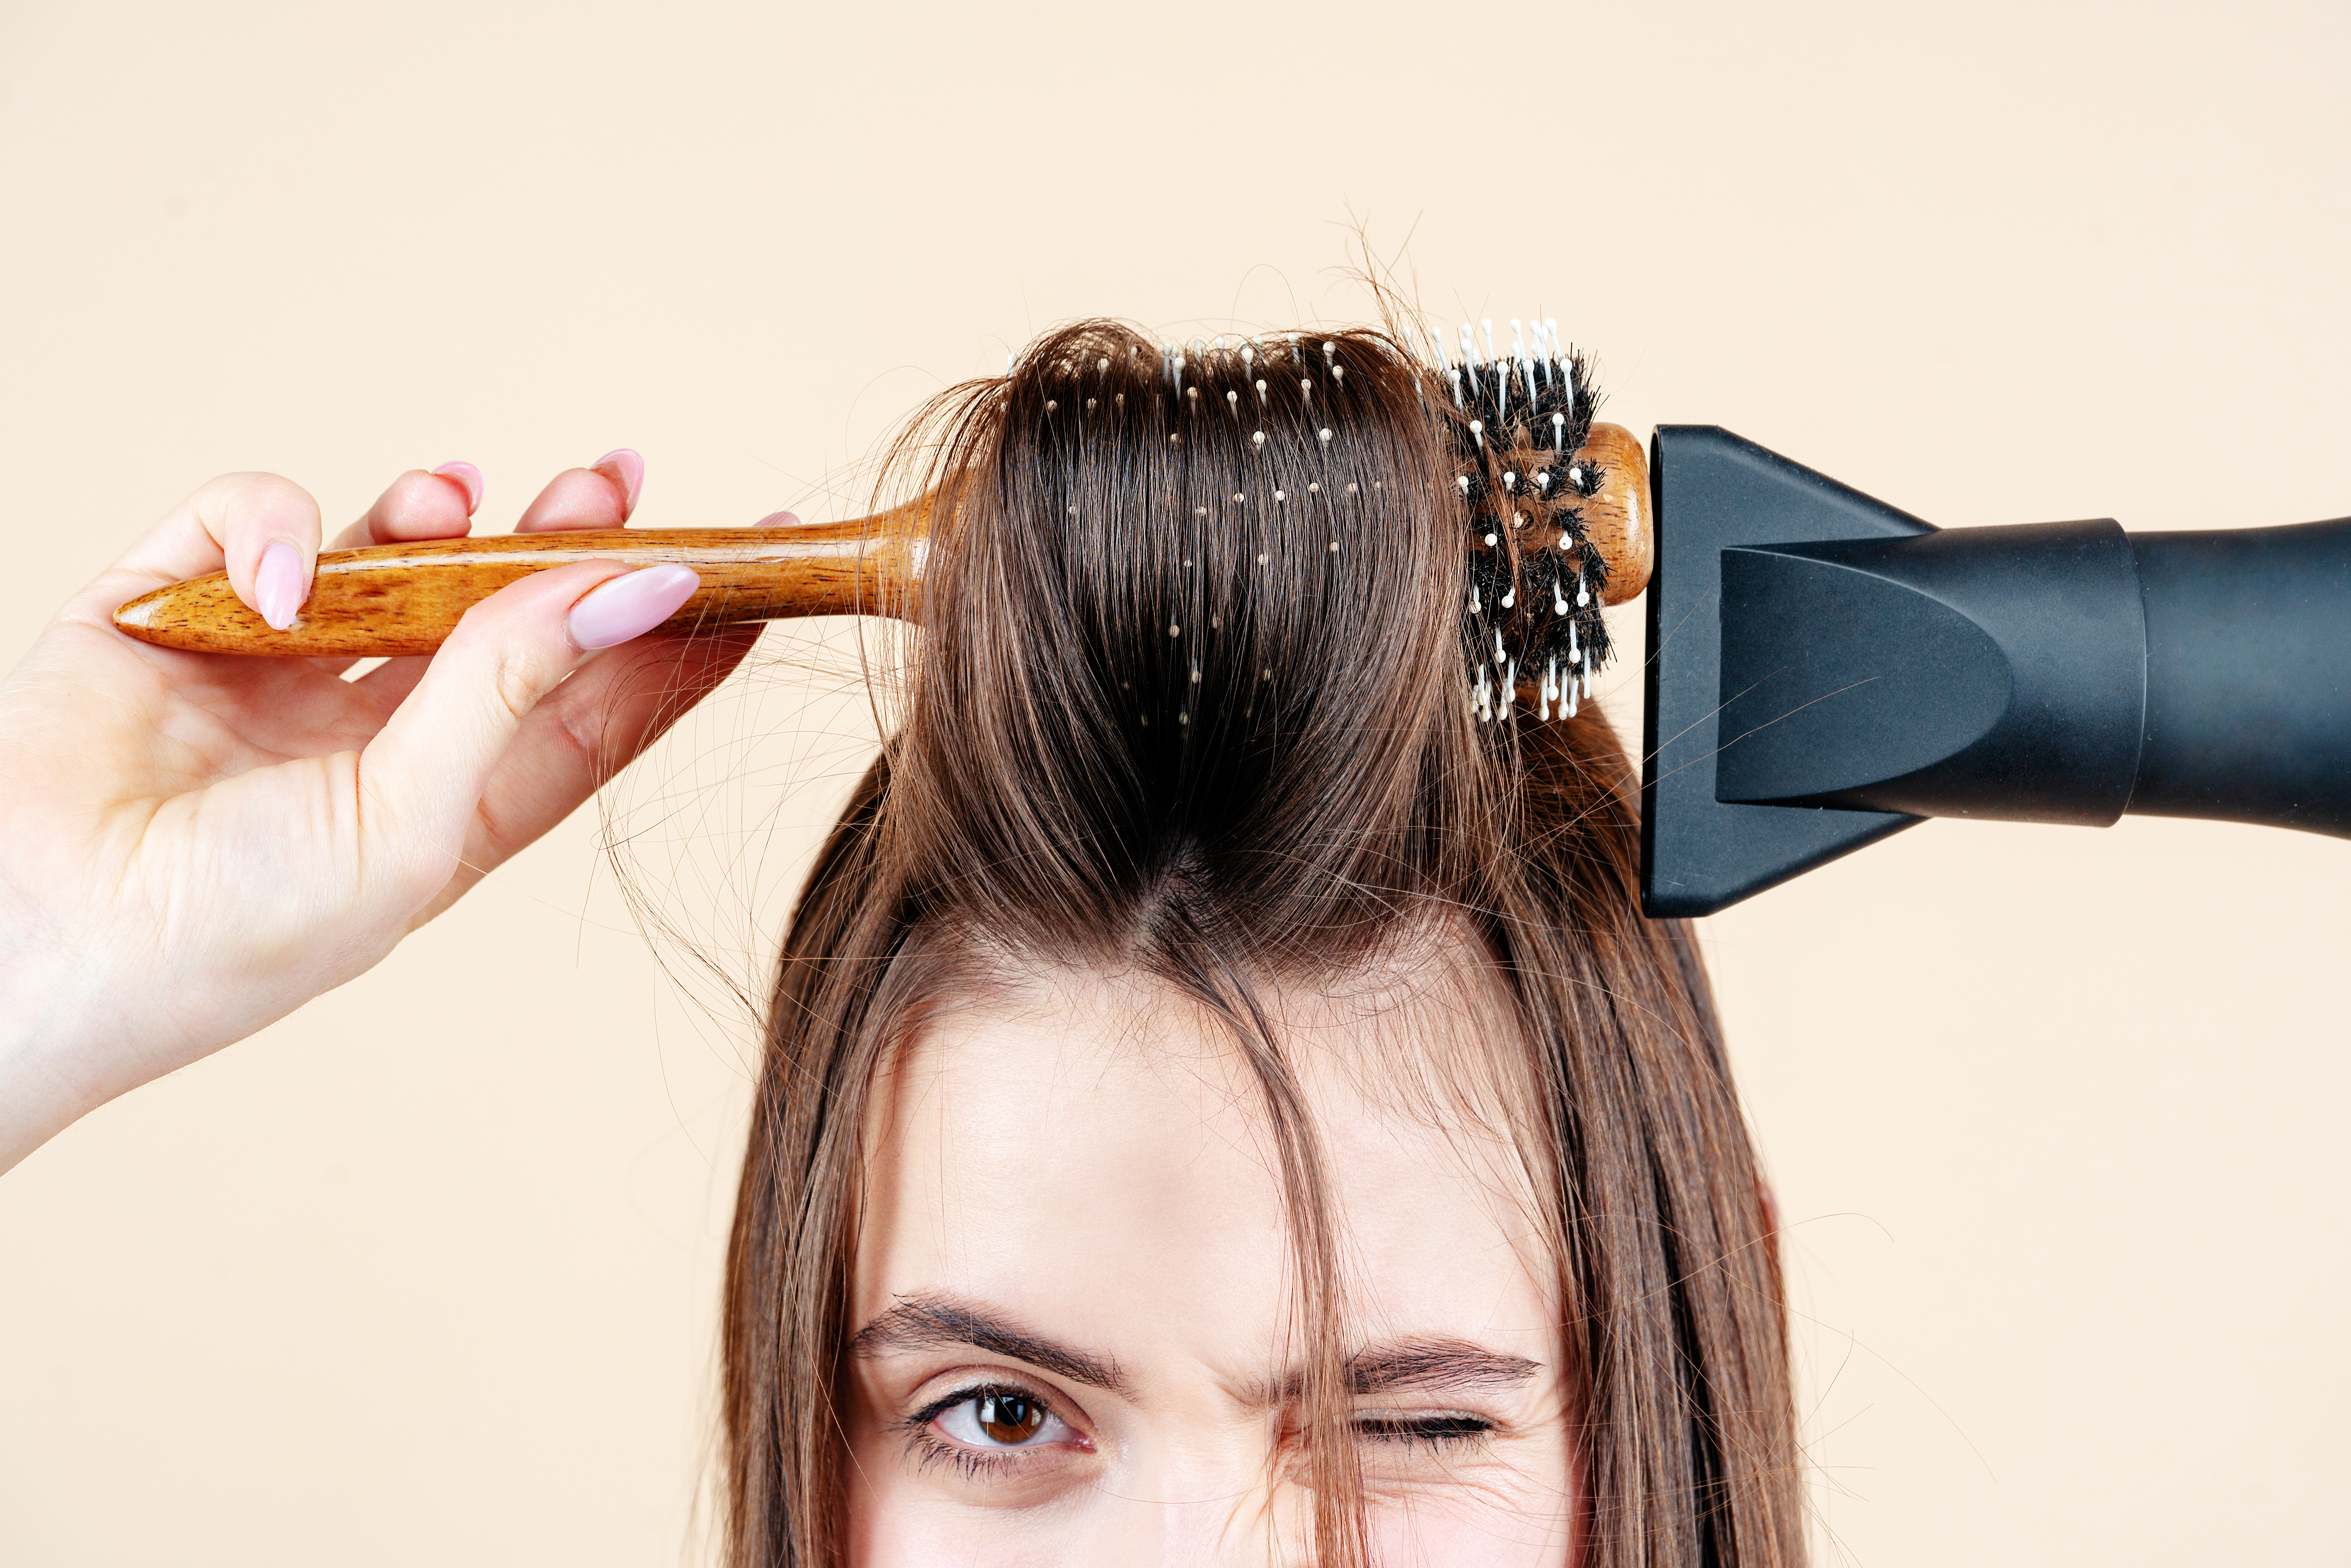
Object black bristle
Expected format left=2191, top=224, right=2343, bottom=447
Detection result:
left=1443, top=336, right=1609, bottom=717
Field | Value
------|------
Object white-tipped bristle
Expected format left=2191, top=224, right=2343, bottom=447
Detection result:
left=1469, top=418, right=1484, bottom=448
left=1227, top=389, right=1239, bottom=411
left=1552, top=412, right=1566, bottom=451
left=1242, top=345, right=1254, bottom=367
left=1481, top=318, right=1495, bottom=361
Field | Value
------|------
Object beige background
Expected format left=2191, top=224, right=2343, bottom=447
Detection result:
left=3, top=2, right=2347, bottom=1562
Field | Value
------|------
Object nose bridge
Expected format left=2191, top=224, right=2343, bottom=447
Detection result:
left=1090, top=1437, right=1303, bottom=1568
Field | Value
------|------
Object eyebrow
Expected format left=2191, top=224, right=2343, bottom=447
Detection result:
left=1246, top=1336, right=1542, bottom=1409
left=1338, top=1338, right=1542, bottom=1399
left=850, top=1294, right=1537, bottom=1409
left=850, top=1293, right=1133, bottom=1396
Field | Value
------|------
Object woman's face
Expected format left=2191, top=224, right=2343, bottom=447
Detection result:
left=845, top=961, right=1577, bottom=1566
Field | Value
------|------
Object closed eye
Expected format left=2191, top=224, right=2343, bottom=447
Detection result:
left=1354, top=1413, right=1495, bottom=1447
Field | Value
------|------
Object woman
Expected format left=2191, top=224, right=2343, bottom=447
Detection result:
left=0, top=322, right=1799, bottom=1565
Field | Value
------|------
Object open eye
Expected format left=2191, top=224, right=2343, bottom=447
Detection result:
left=931, top=1387, right=1081, bottom=1451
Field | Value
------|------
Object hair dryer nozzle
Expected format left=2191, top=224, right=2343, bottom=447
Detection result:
left=1640, top=426, right=2351, bottom=918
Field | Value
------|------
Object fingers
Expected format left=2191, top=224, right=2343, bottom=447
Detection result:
left=80, top=451, right=641, bottom=649
left=356, top=558, right=699, bottom=902
left=403, top=623, right=763, bottom=926
left=515, top=448, right=641, bottom=533
left=325, top=461, right=484, bottom=553
left=77, top=472, right=324, bottom=633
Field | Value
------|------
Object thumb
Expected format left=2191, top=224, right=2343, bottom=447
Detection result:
left=357, top=561, right=700, bottom=896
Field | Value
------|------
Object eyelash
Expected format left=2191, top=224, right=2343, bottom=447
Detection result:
left=1353, top=1413, right=1496, bottom=1449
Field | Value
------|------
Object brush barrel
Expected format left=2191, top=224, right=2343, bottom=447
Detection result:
left=1712, top=517, right=2351, bottom=834
left=111, top=520, right=921, bottom=658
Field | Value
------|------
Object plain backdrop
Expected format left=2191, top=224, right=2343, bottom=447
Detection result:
left=3, top=2, right=2347, bottom=1563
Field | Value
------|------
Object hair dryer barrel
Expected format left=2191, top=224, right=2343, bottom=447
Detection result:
left=2127, top=521, right=2351, bottom=830
left=1711, top=515, right=2351, bottom=832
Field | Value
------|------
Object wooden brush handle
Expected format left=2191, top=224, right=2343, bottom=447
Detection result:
left=113, top=506, right=927, bottom=658
left=111, top=426, right=1648, bottom=657
left=1578, top=424, right=1652, bottom=605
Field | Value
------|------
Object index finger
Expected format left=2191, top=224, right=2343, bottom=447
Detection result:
left=65, top=471, right=322, bottom=632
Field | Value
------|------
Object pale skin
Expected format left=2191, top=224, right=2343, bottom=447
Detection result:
left=0, top=453, right=765, bottom=1172
left=848, top=963, right=1580, bottom=1566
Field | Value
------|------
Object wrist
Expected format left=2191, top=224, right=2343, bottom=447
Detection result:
left=0, top=926, right=126, bottom=1170
left=0, top=955, right=108, bottom=1175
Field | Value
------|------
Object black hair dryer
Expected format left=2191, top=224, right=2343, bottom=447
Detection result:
left=1639, top=426, right=2351, bottom=918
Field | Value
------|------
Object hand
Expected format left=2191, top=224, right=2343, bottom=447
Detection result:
left=0, top=452, right=766, bottom=1172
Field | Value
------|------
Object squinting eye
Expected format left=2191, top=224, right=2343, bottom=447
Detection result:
left=934, top=1388, right=1078, bottom=1450
left=1354, top=1413, right=1495, bottom=1446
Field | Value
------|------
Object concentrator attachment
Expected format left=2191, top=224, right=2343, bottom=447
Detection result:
left=1640, top=426, right=2351, bottom=918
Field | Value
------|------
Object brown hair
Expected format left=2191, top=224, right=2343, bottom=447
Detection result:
left=721, top=321, right=1801, bottom=1565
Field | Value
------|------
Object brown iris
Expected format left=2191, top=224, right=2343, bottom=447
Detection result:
left=976, top=1391, right=1045, bottom=1444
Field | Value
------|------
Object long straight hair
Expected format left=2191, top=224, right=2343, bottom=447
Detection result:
left=722, top=321, right=1802, bottom=1566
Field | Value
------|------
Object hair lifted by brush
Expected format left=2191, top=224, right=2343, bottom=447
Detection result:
left=723, top=319, right=1801, bottom=1567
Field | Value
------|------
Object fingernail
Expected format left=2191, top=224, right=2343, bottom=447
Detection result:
left=255, top=540, right=308, bottom=630
left=592, top=449, right=645, bottom=514
left=568, top=563, right=699, bottom=650
left=752, top=510, right=801, bottom=527
left=432, top=460, right=485, bottom=513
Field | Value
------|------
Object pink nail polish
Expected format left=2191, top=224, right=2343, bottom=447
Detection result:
left=593, top=449, right=645, bottom=513
left=752, top=510, right=801, bottom=528
left=432, top=460, right=485, bottom=513
left=254, top=540, right=308, bottom=631
left=568, top=564, right=699, bottom=650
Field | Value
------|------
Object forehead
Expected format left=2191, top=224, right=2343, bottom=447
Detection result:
left=854, top=959, right=1558, bottom=1369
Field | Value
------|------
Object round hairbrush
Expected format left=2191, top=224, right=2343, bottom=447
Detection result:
left=111, top=344, right=1650, bottom=668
